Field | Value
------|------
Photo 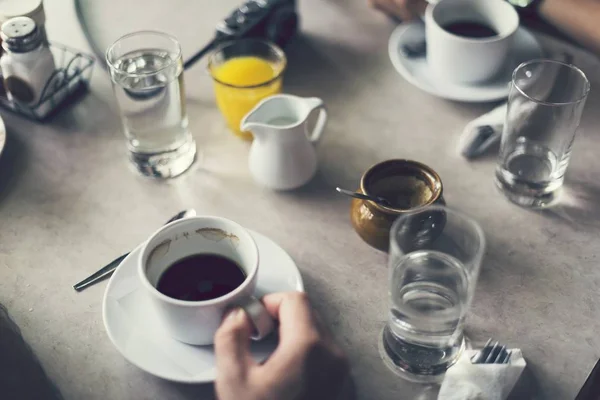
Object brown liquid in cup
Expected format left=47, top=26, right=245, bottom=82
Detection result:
left=156, top=254, right=246, bottom=301
left=443, top=21, right=498, bottom=38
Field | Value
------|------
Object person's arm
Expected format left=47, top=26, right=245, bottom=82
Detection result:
left=0, top=304, right=63, bottom=400
left=537, top=0, right=600, bottom=55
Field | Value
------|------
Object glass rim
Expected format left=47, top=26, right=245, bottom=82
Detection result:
left=360, top=159, right=444, bottom=215
left=389, top=205, right=486, bottom=258
left=207, top=38, right=287, bottom=89
left=105, top=30, right=182, bottom=78
left=512, top=59, right=591, bottom=107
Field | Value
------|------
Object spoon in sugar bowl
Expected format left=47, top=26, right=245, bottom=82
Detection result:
left=335, top=187, right=393, bottom=207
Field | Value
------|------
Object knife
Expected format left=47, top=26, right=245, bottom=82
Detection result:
left=73, top=209, right=196, bottom=292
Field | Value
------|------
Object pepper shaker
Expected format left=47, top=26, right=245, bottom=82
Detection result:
left=0, top=16, right=55, bottom=105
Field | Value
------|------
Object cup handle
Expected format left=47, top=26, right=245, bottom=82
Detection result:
left=308, top=104, right=328, bottom=143
left=419, top=0, right=437, bottom=22
left=237, top=296, right=275, bottom=341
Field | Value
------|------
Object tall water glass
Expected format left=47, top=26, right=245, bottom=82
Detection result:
left=496, top=59, right=590, bottom=207
left=380, top=206, right=485, bottom=383
left=106, top=31, right=196, bottom=178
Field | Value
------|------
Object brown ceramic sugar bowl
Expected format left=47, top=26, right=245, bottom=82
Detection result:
left=350, top=159, right=445, bottom=252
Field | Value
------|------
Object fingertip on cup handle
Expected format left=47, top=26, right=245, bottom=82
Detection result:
left=237, top=296, right=275, bottom=341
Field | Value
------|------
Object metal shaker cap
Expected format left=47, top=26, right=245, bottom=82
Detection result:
left=1, top=16, right=41, bottom=53
left=0, top=0, right=46, bottom=26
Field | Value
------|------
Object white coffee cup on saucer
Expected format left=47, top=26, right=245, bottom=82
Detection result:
left=425, top=0, right=519, bottom=84
left=138, top=216, right=274, bottom=345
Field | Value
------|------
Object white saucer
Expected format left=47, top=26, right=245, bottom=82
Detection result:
left=102, top=229, right=304, bottom=384
left=388, top=23, right=544, bottom=102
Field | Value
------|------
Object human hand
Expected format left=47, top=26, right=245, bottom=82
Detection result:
left=368, top=0, right=428, bottom=21
left=214, top=292, right=350, bottom=400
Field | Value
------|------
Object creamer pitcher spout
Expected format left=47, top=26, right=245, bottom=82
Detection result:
left=240, top=95, right=290, bottom=137
left=239, top=115, right=268, bottom=140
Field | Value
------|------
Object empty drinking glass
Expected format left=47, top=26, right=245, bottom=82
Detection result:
left=380, top=206, right=485, bottom=383
left=496, top=59, right=590, bottom=207
left=106, top=31, right=196, bottom=178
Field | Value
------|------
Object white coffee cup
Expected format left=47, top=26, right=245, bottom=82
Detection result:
left=138, top=216, right=274, bottom=345
left=425, top=0, right=519, bottom=84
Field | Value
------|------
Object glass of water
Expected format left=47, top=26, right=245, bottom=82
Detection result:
left=496, top=59, right=590, bottom=207
left=380, top=205, right=485, bottom=383
left=106, top=31, right=196, bottom=178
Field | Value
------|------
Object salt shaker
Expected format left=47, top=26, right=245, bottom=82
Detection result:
left=0, top=16, right=55, bottom=105
left=0, top=0, right=47, bottom=43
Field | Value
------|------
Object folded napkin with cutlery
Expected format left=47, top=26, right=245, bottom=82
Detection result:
left=459, top=53, right=573, bottom=160
left=459, top=99, right=541, bottom=160
left=458, top=103, right=507, bottom=159
left=438, top=349, right=526, bottom=400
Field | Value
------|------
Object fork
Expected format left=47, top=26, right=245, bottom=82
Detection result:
left=471, top=339, right=512, bottom=364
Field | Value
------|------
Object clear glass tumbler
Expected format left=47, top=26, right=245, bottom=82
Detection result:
left=208, top=39, right=286, bottom=141
left=380, top=205, right=485, bottom=383
left=106, top=31, right=196, bottom=178
left=495, top=59, right=590, bottom=207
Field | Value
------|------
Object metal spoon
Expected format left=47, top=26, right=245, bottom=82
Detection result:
left=73, top=209, right=197, bottom=292
left=335, top=187, right=393, bottom=207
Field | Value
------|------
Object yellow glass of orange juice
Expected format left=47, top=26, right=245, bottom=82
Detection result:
left=208, top=39, right=286, bottom=140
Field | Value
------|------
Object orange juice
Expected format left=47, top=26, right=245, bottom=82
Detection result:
left=211, top=56, right=283, bottom=140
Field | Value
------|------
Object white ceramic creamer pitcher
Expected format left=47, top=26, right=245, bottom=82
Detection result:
left=240, top=94, right=327, bottom=190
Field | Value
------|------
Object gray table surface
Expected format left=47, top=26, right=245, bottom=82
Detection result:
left=1, top=0, right=600, bottom=399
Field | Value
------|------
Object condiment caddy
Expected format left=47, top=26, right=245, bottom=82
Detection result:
left=0, top=41, right=94, bottom=120
left=0, top=1, right=94, bottom=120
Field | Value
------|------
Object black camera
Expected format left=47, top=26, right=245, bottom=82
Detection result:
left=216, top=0, right=299, bottom=47
left=184, top=0, right=299, bottom=69
left=183, top=0, right=299, bottom=69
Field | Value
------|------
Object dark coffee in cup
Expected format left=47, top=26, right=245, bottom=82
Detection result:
left=425, top=0, right=519, bottom=84
left=443, top=21, right=498, bottom=38
left=140, top=216, right=272, bottom=345
left=156, top=254, right=246, bottom=301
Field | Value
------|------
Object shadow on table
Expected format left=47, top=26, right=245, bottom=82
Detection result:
left=538, top=179, right=600, bottom=231
left=273, top=171, right=355, bottom=220
left=0, top=124, right=28, bottom=208
left=284, top=34, right=370, bottom=100
left=283, top=170, right=341, bottom=197
left=156, top=366, right=358, bottom=400
left=48, top=92, right=121, bottom=139
left=160, top=381, right=216, bottom=399
left=509, top=366, right=543, bottom=400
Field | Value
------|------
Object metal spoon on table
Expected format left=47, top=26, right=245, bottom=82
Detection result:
left=73, top=209, right=196, bottom=292
left=335, top=187, right=393, bottom=207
